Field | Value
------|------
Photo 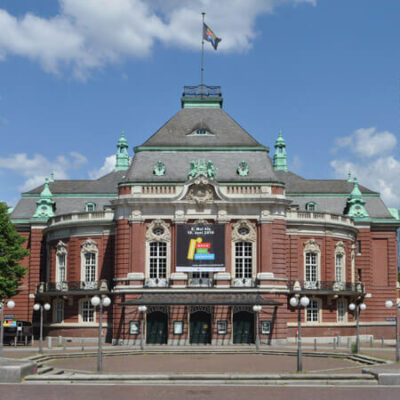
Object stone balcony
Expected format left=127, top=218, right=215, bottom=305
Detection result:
left=286, top=210, right=354, bottom=227
left=47, top=210, right=115, bottom=228
left=288, top=280, right=364, bottom=295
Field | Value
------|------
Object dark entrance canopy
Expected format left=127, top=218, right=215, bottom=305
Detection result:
left=121, top=293, right=282, bottom=306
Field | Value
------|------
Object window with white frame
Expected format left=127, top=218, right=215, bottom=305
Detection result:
left=235, top=242, right=253, bottom=279
left=80, top=299, right=95, bottom=323
left=337, top=299, right=346, bottom=322
left=53, top=299, right=64, bottom=323
left=84, top=253, right=96, bottom=282
left=149, top=242, right=167, bottom=279
left=57, top=254, right=66, bottom=282
left=306, top=202, right=317, bottom=211
left=85, top=202, right=96, bottom=212
left=335, top=254, right=344, bottom=282
left=305, top=252, right=318, bottom=283
left=306, top=299, right=320, bottom=322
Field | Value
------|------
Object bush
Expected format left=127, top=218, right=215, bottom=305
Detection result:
left=351, top=342, right=358, bottom=354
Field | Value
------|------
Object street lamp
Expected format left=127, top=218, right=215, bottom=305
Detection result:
left=91, top=295, right=111, bottom=373
left=0, top=300, right=16, bottom=356
left=33, top=302, right=51, bottom=354
left=138, top=305, right=147, bottom=351
left=253, top=305, right=262, bottom=352
left=385, top=300, right=399, bottom=362
left=348, top=302, right=366, bottom=354
left=290, top=295, right=310, bottom=372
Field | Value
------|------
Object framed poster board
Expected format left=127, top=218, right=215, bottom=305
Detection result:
left=261, top=320, right=271, bottom=335
left=174, top=321, right=183, bottom=335
left=129, top=321, right=140, bottom=335
left=217, top=320, right=227, bottom=335
left=176, top=224, right=225, bottom=272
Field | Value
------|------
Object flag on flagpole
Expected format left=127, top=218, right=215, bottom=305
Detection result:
left=203, top=23, right=221, bottom=50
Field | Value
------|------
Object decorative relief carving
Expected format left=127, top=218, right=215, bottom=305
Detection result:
left=232, top=220, right=256, bottom=242
left=81, top=238, right=98, bottom=253
left=303, top=239, right=320, bottom=253
left=187, top=159, right=217, bottom=180
left=335, top=241, right=346, bottom=256
left=146, top=219, right=170, bottom=242
left=153, top=161, right=166, bottom=176
left=56, top=241, right=67, bottom=255
left=237, top=161, right=249, bottom=176
left=185, top=180, right=218, bottom=204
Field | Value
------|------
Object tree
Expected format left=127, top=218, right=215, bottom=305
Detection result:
left=0, top=202, right=29, bottom=300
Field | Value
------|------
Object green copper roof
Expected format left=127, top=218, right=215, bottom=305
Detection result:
left=346, top=177, right=369, bottom=219
left=32, top=178, right=55, bottom=220
left=115, top=130, right=130, bottom=171
left=273, top=130, right=288, bottom=172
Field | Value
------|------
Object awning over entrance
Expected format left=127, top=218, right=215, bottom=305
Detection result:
left=121, top=293, right=282, bottom=306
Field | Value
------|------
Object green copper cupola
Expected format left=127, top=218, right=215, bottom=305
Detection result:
left=115, top=130, right=130, bottom=171
left=273, top=130, right=288, bottom=171
left=32, top=178, right=55, bottom=220
left=345, top=177, right=369, bottom=219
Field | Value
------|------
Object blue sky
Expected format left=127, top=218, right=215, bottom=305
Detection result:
left=0, top=0, right=399, bottom=207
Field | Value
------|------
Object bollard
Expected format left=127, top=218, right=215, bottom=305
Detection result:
left=31, top=336, right=34, bottom=347
left=370, top=337, right=373, bottom=348
left=381, top=336, right=384, bottom=348
left=81, top=339, right=84, bottom=352
left=333, top=337, right=336, bottom=350
left=47, top=336, right=52, bottom=349
left=58, top=336, right=63, bottom=346
left=14, top=336, right=17, bottom=347
left=337, top=336, right=340, bottom=347
left=24, top=336, right=28, bottom=346
left=63, top=338, right=66, bottom=351
left=314, top=338, right=317, bottom=351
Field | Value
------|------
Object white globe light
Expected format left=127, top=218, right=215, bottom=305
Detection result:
left=91, top=295, right=101, bottom=307
left=349, top=303, right=356, bottom=311
left=7, top=300, right=15, bottom=309
left=289, top=297, right=298, bottom=307
left=33, top=303, right=41, bottom=311
left=44, top=303, right=51, bottom=311
left=360, top=303, right=367, bottom=311
left=300, top=296, right=310, bottom=308
left=253, top=305, right=262, bottom=312
left=385, top=300, right=393, bottom=309
left=138, top=305, right=147, bottom=313
left=102, top=296, right=111, bottom=307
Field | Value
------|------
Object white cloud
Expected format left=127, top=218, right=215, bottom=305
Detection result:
left=330, top=127, right=400, bottom=208
left=89, top=155, right=116, bottom=179
left=289, top=155, right=302, bottom=172
left=334, top=127, right=397, bottom=158
left=0, top=0, right=316, bottom=77
left=0, top=151, right=87, bottom=191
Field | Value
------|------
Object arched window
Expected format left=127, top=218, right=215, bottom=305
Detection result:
left=81, top=239, right=98, bottom=289
left=231, top=220, right=257, bottom=287
left=145, top=220, right=170, bottom=287
left=303, top=239, right=320, bottom=289
left=55, top=241, right=67, bottom=288
left=306, top=202, right=317, bottom=211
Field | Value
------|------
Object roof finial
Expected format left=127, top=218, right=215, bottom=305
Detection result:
left=345, top=176, right=369, bottom=219
left=347, top=171, right=352, bottom=182
left=115, top=130, right=130, bottom=171
left=273, top=130, right=288, bottom=172
left=32, top=177, right=55, bottom=220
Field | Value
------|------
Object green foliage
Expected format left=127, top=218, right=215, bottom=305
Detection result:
left=351, top=342, right=358, bottom=354
left=0, top=202, right=29, bottom=300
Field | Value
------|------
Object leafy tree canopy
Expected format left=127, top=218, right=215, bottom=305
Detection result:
left=0, top=202, right=29, bottom=300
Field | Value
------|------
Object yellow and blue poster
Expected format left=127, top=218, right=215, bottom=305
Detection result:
left=176, top=224, right=225, bottom=271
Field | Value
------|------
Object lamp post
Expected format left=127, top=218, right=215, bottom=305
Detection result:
left=91, top=295, right=111, bottom=373
left=385, top=300, right=399, bottom=362
left=33, top=302, right=51, bottom=354
left=253, top=305, right=262, bottom=352
left=0, top=300, right=16, bottom=356
left=348, top=302, right=366, bottom=354
left=290, top=295, right=310, bottom=372
left=138, top=305, right=147, bottom=351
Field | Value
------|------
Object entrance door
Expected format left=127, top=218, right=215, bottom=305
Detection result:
left=190, top=311, right=211, bottom=344
left=146, top=311, right=168, bottom=344
left=233, top=311, right=254, bottom=344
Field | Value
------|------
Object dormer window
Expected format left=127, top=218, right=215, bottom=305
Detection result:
left=306, top=202, right=317, bottom=212
left=188, top=128, right=214, bottom=136
left=85, top=202, right=96, bottom=212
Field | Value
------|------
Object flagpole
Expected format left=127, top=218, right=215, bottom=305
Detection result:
left=201, top=12, right=205, bottom=93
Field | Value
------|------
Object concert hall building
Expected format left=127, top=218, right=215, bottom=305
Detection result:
left=9, top=85, right=400, bottom=345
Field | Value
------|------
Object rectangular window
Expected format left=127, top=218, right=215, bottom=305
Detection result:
left=335, top=254, right=343, bottom=282
left=306, top=300, right=319, bottom=322
left=337, top=300, right=346, bottom=322
left=357, top=240, right=362, bottom=254
left=235, top=242, right=252, bottom=279
left=81, top=300, right=95, bottom=322
left=57, top=254, right=66, bottom=282
left=85, top=253, right=96, bottom=282
left=149, top=242, right=167, bottom=279
left=54, top=300, right=64, bottom=323
left=305, top=252, right=318, bottom=283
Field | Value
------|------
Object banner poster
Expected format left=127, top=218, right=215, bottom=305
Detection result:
left=176, top=224, right=225, bottom=272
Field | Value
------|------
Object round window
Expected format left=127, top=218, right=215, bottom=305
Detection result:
left=153, top=227, right=165, bottom=236
left=238, top=226, right=250, bottom=235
